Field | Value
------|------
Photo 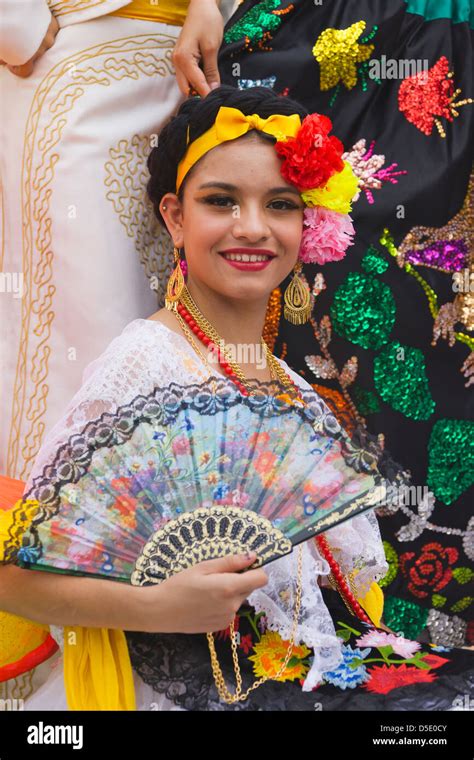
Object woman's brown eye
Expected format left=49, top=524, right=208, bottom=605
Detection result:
left=270, top=200, right=300, bottom=210
left=204, top=196, right=233, bottom=206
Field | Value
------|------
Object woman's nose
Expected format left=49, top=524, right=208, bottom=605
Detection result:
left=231, top=205, right=271, bottom=240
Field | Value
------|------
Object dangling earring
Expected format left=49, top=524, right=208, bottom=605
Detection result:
left=165, top=245, right=185, bottom=311
left=283, top=260, right=312, bottom=325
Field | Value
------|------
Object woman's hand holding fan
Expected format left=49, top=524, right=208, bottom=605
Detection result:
left=140, top=551, right=268, bottom=633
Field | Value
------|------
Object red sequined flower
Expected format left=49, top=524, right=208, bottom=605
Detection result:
left=275, top=113, right=344, bottom=190
left=399, top=541, right=458, bottom=599
left=398, top=56, right=461, bottom=136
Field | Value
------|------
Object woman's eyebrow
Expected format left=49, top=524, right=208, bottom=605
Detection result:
left=197, top=181, right=301, bottom=196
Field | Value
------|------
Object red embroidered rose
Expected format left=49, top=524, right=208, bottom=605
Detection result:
left=362, top=664, right=437, bottom=694
left=399, top=542, right=458, bottom=599
left=275, top=113, right=344, bottom=190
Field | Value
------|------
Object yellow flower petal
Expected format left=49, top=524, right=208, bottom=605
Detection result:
left=301, top=162, right=359, bottom=213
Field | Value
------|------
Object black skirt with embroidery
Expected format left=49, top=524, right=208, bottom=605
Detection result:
left=213, top=0, right=474, bottom=650
left=126, top=585, right=474, bottom=711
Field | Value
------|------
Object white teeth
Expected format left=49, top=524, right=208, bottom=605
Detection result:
left=222, top=253, right=271, bottom=262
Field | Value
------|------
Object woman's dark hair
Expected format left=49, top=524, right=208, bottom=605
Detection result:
left=147, top=84, right=309, bottom=228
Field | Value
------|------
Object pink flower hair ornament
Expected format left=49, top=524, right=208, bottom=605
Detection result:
left=274, top=113, right=358, bottom=264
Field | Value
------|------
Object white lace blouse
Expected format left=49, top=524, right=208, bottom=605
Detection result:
left=24, top=317, right=389, bottom=692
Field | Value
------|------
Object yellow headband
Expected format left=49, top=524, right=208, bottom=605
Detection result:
left=175, top=105, right=302, bottom=193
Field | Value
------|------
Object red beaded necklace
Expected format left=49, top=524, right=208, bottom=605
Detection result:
left=176, top=298, right=374, bottom=626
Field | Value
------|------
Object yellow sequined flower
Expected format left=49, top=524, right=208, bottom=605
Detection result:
left=248, top=631, right=312, bottom=682
left=313, top=21, right=374, bottom=91
left=301, top=161, right=359, bottom=213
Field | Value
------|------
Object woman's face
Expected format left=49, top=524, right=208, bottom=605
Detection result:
left=161, top=132, right=305, bottom=305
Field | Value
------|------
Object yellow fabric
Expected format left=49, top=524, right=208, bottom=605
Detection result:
left=357, top=581, right=384, bottom=628
left=176, top=105, right=303, bottom=191
left=109, top=0, right=189, bottom=27
left=0, top=611, right=49, bottom=668
left=64, top=627, right=136, bottom=710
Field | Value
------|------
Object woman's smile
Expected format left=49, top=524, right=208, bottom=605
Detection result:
left=218, top=247, right=276, bottom=270
left=219, top=256, right=274, bottom=271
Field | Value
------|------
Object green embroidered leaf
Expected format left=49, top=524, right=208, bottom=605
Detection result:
left=452, top=567, right=474, bottom=584
left=427, top=419, right=474, bottom=504
left=376, top=645, right=394, bottom=658
left=450, top=597, right=473, bottom=613
left=431, top=594, right=447, bottom=608
left=336, top=628, right=352, bottom=642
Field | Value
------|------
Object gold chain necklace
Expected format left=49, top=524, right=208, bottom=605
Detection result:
left=177, top=285, right=301, bottom=402
left=207, top=543, right=303, bottom=704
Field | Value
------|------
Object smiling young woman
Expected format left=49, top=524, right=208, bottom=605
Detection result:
left=0, top=85, right=396, bottom=711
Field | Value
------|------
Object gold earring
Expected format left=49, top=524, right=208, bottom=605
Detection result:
left=165, top=246, right=185, bottom=311
left=283, top=260, right=312, bottom=325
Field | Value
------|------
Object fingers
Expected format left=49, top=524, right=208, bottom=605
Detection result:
left=200, top=45, right=220, bottom=92
left=175, top=65, right=193, bottom=97
left=173, top=49, right=212, bottom=97
left=173, top=40, right=222, bottom=98
left=197, top=552, right=268, bottom=594
left=237, top=567, right=269, bottom=597
left=35, top=16, right=59, bottom=59
left=199, top=552, right=257, bottom=574
left=7, top=61, right=35, bottom=78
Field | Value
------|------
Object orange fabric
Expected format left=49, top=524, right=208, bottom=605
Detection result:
left=0, top=474, right=59, bottom=681
left=0, top=474, right=26, bottom=511
left=0, top=627, right=58, bottom=682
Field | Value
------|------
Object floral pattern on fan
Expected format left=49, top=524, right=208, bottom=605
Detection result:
left=8, top=377, right=388, bottom=581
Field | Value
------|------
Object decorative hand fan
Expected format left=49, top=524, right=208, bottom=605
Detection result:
left=10, top=377, right=386, bottom=580
left=6, top=376, right=389, bottom=703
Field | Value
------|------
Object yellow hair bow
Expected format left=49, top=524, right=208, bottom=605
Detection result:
left=176, top=105, right=302, bottom=192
